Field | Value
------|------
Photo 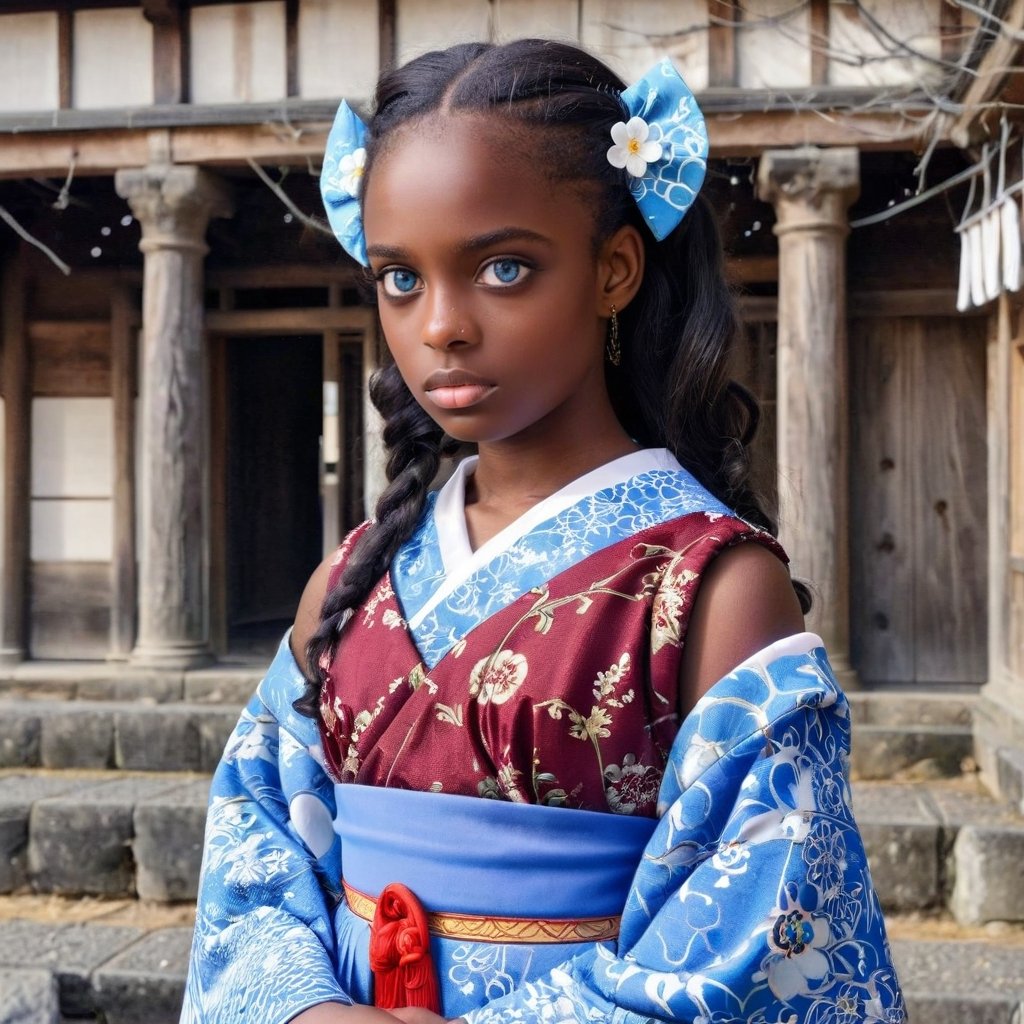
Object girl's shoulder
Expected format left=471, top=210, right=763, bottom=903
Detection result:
left=291, top=520, right=374, bottom=661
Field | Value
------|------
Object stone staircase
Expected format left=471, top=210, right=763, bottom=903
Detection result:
left=1, top=671, right=1023, bottom=1023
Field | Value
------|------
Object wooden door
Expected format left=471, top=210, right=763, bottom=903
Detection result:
left=849, top=315, right=988, bottom=686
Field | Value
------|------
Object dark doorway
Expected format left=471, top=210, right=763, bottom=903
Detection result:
left=225, top=335, right=323, bottom=654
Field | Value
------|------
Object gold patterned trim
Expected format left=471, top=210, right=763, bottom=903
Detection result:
left=342, top=880, right=621, bottom=944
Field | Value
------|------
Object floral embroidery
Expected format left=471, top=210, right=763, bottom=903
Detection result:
left=604, top=754, right=661, bottom=814
left=762, top=883, right=833, bottom=1001
left=470, top=650, right=529, bottom=706
left=607, top=116, right=664, bottom=177
left=651, top=563, right=699, bottom=654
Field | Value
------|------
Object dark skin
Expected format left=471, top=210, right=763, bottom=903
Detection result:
left=289, top=115, right=803, bottom=1024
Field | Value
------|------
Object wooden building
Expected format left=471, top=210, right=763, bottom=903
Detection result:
left=0, top=1, right=1021, bottom=790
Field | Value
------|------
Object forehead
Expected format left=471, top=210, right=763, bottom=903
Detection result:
left=362, top=114, right=596, bottom=253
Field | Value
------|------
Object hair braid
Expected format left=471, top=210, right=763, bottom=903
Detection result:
left=294, top=364, right=457, bottom=718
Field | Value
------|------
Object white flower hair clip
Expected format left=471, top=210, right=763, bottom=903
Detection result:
left=606, top=59, right=709, bottom=241
left=607, top=117, right=663, bottom=179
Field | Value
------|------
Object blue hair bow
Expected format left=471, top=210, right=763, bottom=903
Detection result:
left=608, top=58, right=708, bottom=241
left=321, top=100, right=369, bottom=266
left=319, top=59, right=708, bottom=265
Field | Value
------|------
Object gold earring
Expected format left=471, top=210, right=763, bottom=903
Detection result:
left=606, top=306, right=621, bottom=367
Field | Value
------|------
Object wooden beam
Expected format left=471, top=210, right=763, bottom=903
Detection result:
left=0, top=259, right=29, bottom=664
left=109, top=285, right=137, bottom=659
left=948, top=0, right=1024, bottom=147
left=285, top=0, right=300, bottom=97
left=739, top=288, right=986, bottom=323
left=708, top=1, right=738, bottom=88
left=0, top=105, right=934, bottom=180
left=205, top=307, right=375, bottom=334
left=145, top=0, right=189, bottom=106
left=809, top=0, right=829, bottom=87
left=57, top=7, right=73, bottom=109
left=379, top=0, right=397, bottom=74
left=208, top=263, right=360, bottom=288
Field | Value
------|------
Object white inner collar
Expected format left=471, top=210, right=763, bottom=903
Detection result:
left=411, top=448, right=681, bottom=631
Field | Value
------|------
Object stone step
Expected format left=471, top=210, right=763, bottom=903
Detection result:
left=846, top=690, right=976, bottom=780
left=1, top=687, right=979, bottom=780
left=0, top=900, right=1021, bottom=1024
left=0, top=699, right=240, bottom=773
left=856, top=777, right=1024, bottom=924
left=1, top=770, right=210, bottom=902
left=0, top=662, right=264, bottom=706
left=5, top=768, right=1024, bottom=931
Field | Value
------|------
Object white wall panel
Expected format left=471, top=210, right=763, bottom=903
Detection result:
left=73, top=8, right=153, bottom=109
left=31, top=499, right=113, bottom=561
left=298, top=0, right=379, bottom=100
left=829, top=0, right=942, bottom=87
left=581, top=0, right=708, bottom=90
left=738, top=0, right=811, bottom=88
left=190, top=2, right=287, bottom=104
left=493, top=0, right=580, bottom=42
left=396, top=0, right=492, bottom=65
left=32, top=398, right=113, bottom=499
left=0, top=13, right=59, bottom=112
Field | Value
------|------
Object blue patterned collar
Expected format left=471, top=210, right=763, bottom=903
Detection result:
left=390, top=449, right=730, bottom=669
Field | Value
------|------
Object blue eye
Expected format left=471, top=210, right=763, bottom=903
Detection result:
left=480, top=258, right=529, bottom=287
left=380, top=268, right=421, bottom=297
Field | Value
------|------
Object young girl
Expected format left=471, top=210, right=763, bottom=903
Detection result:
left=182, top=39, right=904, bottom=1024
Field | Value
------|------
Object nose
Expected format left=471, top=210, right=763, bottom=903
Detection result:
left=421, top=286, right=476, bottom=351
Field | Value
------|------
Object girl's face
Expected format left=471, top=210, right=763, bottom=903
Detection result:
left=361, top=115, right=616, bottom=448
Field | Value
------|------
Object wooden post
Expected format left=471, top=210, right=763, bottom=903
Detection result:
left=143, top=0, right=188, bottom=106
left=757, top=146, right=859, bottom=686
left=114, top=164, right=232, bottom=669
left=0, top=260, right=29, bottom=664
left=109, top=285, right=137, bottom=660
left=707, top=1, right=738, bottom=88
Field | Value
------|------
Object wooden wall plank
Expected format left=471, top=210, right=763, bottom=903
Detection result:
left=809, top=0, right=828, bottom=86
left=57, top=7, right=72, bottom=108
left=379, top=0, right=397, bottom=72
left=708, top=0, right=738, bottom=88
left=29, top=561, right=111, bottom=660
left=285, top=0, right=299, bottom=95
left=849, top=317, right=915, bottom=684
left=28, top=320, right=111, bottom=396
left=911, top=316, right=988, bottom=683
left=146, top=0, right=188, bottom=105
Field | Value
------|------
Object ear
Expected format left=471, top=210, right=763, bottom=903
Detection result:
left=596, top=223, right=645, bottom=315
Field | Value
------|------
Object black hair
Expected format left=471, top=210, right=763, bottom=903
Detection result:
left=296, top=38, right=808, bottom=717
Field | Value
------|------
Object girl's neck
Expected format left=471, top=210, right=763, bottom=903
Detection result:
left=463, top=420, right=639, bottom=551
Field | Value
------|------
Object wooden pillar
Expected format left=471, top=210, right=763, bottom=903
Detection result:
left=757, top=146, right=859, bottom=684
left=0, top=260, right=29, bottom=664
left=114, top=164, right=232, bottom=669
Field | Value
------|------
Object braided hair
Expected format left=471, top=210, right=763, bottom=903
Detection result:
left=295, top=39, right=807, bottom=718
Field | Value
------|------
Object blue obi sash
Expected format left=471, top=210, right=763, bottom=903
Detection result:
left=331, top=784, right=656, bottom=1017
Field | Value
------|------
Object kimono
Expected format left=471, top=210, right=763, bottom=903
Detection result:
left=181, top=449, right=905, bottom=1024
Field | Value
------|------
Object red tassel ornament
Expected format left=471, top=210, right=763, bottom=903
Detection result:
left=368, top=883, right=442, bottom=1013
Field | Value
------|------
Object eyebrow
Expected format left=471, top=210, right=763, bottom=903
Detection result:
left=366, top=226, right=552, bottom=262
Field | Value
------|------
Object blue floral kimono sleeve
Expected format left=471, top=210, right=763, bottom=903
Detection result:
left=464, top=639, right=905, bottom=1024
left=180, top=635, right=351, bottom=1024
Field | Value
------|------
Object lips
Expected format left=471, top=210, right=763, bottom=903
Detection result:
left=423, top=368, right=497, bottom=410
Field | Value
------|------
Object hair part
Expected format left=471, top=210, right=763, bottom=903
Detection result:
left=295, top=38, right=807, bottom=718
